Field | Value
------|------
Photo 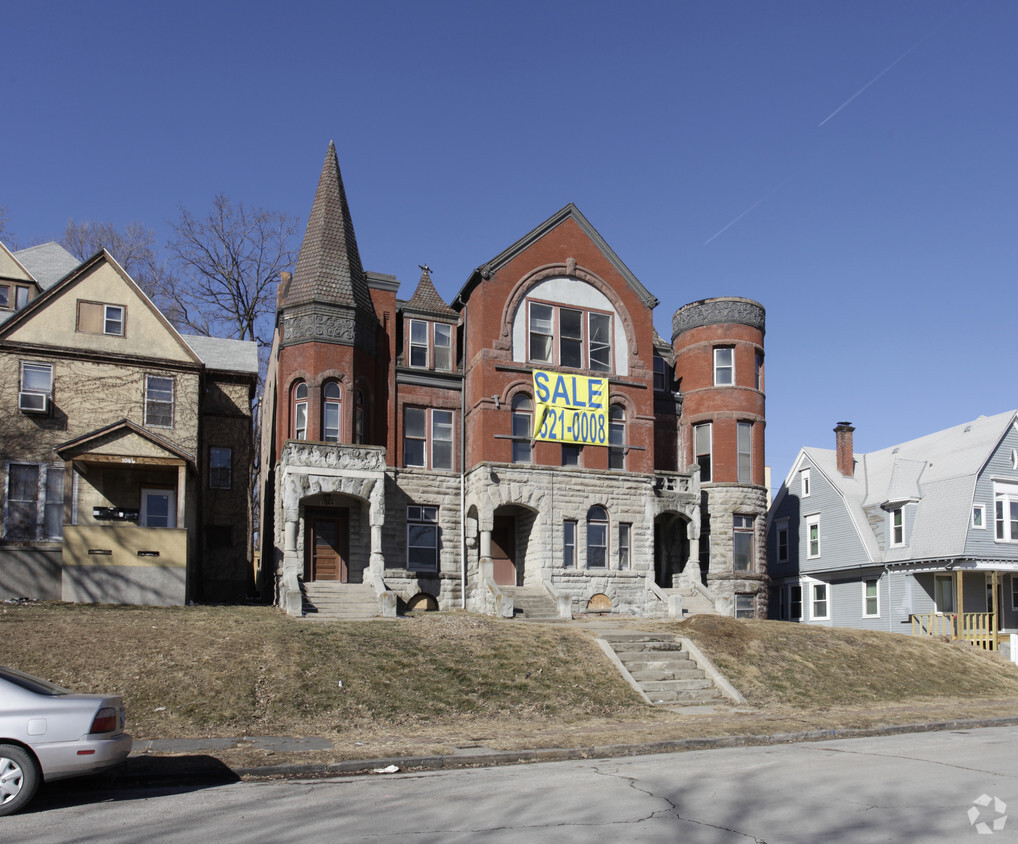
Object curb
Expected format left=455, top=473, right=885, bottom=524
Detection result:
left=121, top=714, right=1018, bottom=785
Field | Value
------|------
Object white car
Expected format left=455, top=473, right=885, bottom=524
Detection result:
left=0, top=666, right=132, bottom=816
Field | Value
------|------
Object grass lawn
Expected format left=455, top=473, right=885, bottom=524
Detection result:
left=4, top=602, right=1018, bottom=767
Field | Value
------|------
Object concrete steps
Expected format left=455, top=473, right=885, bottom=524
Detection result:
left=601, top=633, right=722, bottom=705
left=301, top=581, right=379, bottom=620
left=659, top=587, right=719, bottom=617
left=502, top=586, right=563, bottom=622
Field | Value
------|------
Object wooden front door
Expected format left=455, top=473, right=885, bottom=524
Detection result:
left=307, top=511, right=349, bottom=582
left=491, top=515, right=517, bottom=586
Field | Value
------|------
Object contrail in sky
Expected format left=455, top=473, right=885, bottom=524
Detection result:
left=704, top=6, right=963, bottom=246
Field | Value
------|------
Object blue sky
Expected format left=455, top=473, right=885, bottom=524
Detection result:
left=5, top=0, right=1015, bottom=489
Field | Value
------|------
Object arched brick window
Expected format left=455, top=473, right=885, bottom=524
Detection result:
left=292, top=382, right=308, bottom=440
left=323, top=381, right=341, bottom=443
left=587, top=505, right=608, bottom=568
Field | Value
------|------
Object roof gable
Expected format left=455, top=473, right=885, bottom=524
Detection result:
left=57, top=419, right=194, bottom=466
left=455, top=204, right=658, bottom=309
left=0, top=240, right=36, bottom=283
left=0, top=250, right=201, bottom=365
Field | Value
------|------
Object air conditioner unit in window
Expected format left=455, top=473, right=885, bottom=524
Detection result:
left=18, top=391, right=49, bottom=414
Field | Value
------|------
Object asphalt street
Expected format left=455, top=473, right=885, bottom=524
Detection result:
left=7, top=725, right=1018, bottom=842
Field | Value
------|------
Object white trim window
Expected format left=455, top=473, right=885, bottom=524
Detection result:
left=292, top=382, right=308, bottom=440
left=801, top=468, right=811, bottom=498
left=810, top=581, right=829, bottom=620
left=737, top=421, right=752, bottom=483
left=20, top=361, right=53, bottom=414
left=145, top=375, right=174, bottom=428
left=890, top=508, right=904, bottom=546
left=994, top=482, right=1018, bottom=542
left=409, top=319, right=429, bottom=368
left=735, top=594, right=754, bottom=619
left=972, top=504, right=986, bottom=529
left=323, top=381, right=341, bottom=443
left=806, top=514, right=821, bottom=558
left=434, top=323, right=453, bottom=371
left=733, top=515, right=754, bottom=572
left=608, top=405, right=626, bottom=470
left=140, top=488, right=176, bottom=529
left=527, top=300, right=613, bottom=372
left=407, top=505, right=439, bottom=571
left=713, top=346, right=734, bottom=385
left=863, top=577, right=880, bottom=617
left=511, top=394, right=533, bottom=464
left=403, top=407, right=454, bottom=470
left=694, top=422, right=712, bottom=483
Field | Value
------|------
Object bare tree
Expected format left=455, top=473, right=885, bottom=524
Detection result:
left=61, top=219, right=171, bottom=302
left=0, top=206, right=15, bottom=249
left=164, top=194, right=300, bottom=350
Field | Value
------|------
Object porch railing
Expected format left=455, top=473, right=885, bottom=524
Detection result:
left=911, top=612, right=998, bottom=650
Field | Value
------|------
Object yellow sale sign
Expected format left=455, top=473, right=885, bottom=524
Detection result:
left=532, top=370, right=608, bottom=446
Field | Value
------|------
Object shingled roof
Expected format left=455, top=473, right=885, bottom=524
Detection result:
left=282, top=142, right=374, bottom=314
left=403, top=267, right=457, bottom=319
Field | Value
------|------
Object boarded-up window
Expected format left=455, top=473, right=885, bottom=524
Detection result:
left=77, top=301, right=125, bottom=335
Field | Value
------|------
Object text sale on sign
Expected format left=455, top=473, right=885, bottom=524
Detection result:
left=532, top=369, right=609, bottom=446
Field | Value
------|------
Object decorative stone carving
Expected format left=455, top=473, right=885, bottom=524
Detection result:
left=671, top=297, right=765, bottom=339
left=282, top=304, right=377, bottom=350
left=279, top=441, right=386, bottom=473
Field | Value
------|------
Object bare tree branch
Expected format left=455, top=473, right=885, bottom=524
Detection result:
left=0, top=207, right=16, bottom=249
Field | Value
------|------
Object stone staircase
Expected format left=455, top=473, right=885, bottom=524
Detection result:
left=502, top=586, right=563, bottom=622
left=660, top=586, right=719, bottom=617
left=301, top=581, right=379, bottom=620
left=600, top=632, right=722, bottom=705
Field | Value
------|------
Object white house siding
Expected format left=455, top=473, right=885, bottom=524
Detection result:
left=967, top=423, right=1018, bottom=559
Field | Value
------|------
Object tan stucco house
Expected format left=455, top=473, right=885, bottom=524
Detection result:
left=0, top=241, right=258, bottom=605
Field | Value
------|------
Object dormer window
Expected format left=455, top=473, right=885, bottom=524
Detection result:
left=527, top=300, right=612, bottom=372
left=408, top=319, right=454, bottom=371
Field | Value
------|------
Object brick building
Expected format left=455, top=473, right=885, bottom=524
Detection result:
left=259, top=144, right=767, bottom=618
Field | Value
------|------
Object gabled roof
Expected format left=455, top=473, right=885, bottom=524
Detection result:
left=791, top=410, right=1018, bottom=564
left=0, top=240, right=37, bottom=283
left=402, top=267, right=457, bottom=319
left=454, top=203, right=658, bottom=309
left=281, top=141, right=374, bottom=315
left=13, top=242, right=79, bottom=289
left=56, top=419, right=195, bottom=467
left=0, top=249, right=203, bottom=366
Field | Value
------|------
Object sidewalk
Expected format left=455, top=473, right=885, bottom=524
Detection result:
left=120, top=713, right=1018, bottom=785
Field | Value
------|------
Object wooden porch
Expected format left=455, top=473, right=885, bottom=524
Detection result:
left=911, top=569, right=1007, bottom=651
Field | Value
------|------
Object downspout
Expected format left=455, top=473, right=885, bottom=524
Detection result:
left=884, top=564, right=892, bottom=633
left=459, top=300, right=468, bottom=609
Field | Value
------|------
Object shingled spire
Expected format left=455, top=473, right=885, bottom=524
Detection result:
left=404, top=265, right=457, bottom=318
left=282, top=141, right=374, bottom=314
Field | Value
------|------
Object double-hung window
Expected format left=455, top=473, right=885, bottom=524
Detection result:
left=6, top=464, right=64, bottom=541
left=403, top=408, right=454, bottom=470
left=714, top=347, right=734, bottom=385
left=934, top=573, right=955, bottom=613
left=434, top=323, right=453, bottom=371
left=527, top=300, right=612, bottom=372
left=737, top=421, right=752, bottom=483
left=806, top=514, right=821, bottom=558
left=409, top=319, right=454, bottom=371
left=863, top=578, right=880, bottom=617
left=511, top=394, right=533, bottom=464
left=735, top=594, right=754, bottom=619
left=994, top=482, right=1018, bottom=542
left=323, top=382, right=341, bottom=443
left=145, top=375, right=174, bottom=428
left=292, top=382, right=308, bottom=440
left=20, top=361, right=53, bottom=413
left=409, top=319, right=429, bottom=367
left=891, top=508, right=904, bottom=545
left=586, top=506, right=608, bottom=568
left=776, top=520, right=789, bottom=563
left=694, top=422, right=712, bottom=482
left=811, top=582, right=829, bottom=620
left=653, top=356, right=668, bottom=391
left=563, top=520, right=577, bottom=568
left=733, top=515, right=754, bottom=571
left=407, top=505, right=439, bottom=571
left=608, top=406, right=625, bottom=470
left=618, top=523, right=632, bottom=569
left=209, top=447, right=232, bottom=490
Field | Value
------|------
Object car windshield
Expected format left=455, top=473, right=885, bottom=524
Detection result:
left=0, top=666, right=72, bottom=696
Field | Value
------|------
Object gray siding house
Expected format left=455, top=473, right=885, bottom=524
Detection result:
left=767, top=412, right=1018, bottom=650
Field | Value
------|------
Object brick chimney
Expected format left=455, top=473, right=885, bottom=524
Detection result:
left=835, top=421, right=855, bottom=477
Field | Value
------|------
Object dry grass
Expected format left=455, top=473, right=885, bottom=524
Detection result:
left=4, top=603, right=1018, bottom=768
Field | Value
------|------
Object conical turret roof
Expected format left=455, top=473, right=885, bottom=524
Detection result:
left=403, top=266, right=457, bottom=318
left=282, top=142, right=374, bottom=314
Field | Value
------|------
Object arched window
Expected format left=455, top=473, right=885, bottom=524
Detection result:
left=608, top=405, right=625, bottom=469
left=323, top=382, right=341, bottom=443
left=292, top=382, right=308, bottom=440
left=587, top=505, right=608, bottom=568
left=354, top=388, right=367, bottom=445
left=511, top=394, right=532, bottom=463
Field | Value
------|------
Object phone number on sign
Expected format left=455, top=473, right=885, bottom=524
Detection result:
left=537, top=407, right=607, bottom=444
